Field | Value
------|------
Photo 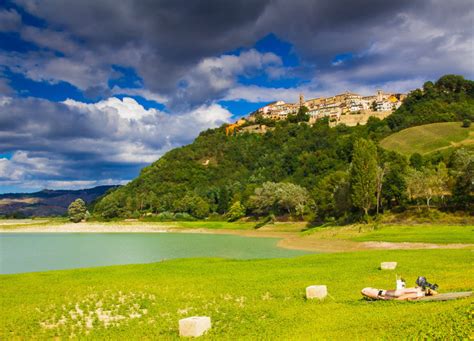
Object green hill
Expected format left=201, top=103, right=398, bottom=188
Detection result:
left=94, top=75, right=474, bottom=220
left=380, top=122, right=474, bottom=156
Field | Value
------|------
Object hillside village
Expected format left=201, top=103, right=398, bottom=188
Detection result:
left=227, top=90, right=406, bottom=134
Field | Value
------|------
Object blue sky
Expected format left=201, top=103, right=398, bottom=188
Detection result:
left=0, top=0, right=473, bottom=193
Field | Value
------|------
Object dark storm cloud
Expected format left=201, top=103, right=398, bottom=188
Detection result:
left=8, top=0, right=472, bottom=106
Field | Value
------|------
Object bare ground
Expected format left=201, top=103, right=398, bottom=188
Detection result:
left=1, top=222, right=472, bottom=253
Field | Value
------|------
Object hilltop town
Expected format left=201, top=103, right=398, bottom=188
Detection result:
left=227, top=90, right=406, bottom=134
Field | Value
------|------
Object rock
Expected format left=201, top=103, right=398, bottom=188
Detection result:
left=306, top=285, right=327, bottom=300
left=380, top=262, right=397, bottom=270
left=179, top=316, right=211, bottom=337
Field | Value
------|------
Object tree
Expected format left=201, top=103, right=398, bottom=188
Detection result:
left=452, top=161, right=473, bottom=209
left=409, top=153, right=424, bottom=170
left=350, top=139, right=378, bottom=216
left=174, top=193, right=210, bottom=219
left=226, top=201, right=246, bottom=221
left=249, top=182, right=310, bottom=216
left=375, top=164, right=387, bottom=214
left=406, top=165, right=449, bottom=208
left=450, top=149, right=474, bottom=208
left=100, top=200, right=122, bottom=219
left=296, top=106, right=310, bottom=122
left=371, top=101, right=377, bottom=111
left=68, top=198, right=88, bottom=223
left=313, top=171, right=351, bottom=221
left=406, top=168, right=425, bottom=205
left=381, top=152, right=409, bottom=208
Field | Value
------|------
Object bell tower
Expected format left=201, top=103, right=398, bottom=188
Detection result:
left=377, top=89, right=383, bottom=102
left=299, top=93, right=304, bottom=108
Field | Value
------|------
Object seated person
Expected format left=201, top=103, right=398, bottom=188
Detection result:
left=361, top=277, right=438, bottom=300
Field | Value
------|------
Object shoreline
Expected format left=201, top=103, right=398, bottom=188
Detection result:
left=1, top=222, right=472, bottom=253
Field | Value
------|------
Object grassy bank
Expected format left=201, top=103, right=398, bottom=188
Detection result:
left=1, top=249, right=472, bottom=339
left=306, top=224, right=474, bottom=244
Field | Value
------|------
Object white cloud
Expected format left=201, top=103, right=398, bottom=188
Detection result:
left=0, top=96, right=231, bottom=190
left=64, top=97, right=155, bottom=121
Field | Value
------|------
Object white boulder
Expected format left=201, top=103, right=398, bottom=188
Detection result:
left=380, top=262, right=397, bottom=270
left=179, top=316, right=211, bottom=337
left=306, top=285, right=327, bottom=300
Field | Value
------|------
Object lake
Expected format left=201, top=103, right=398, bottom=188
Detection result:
left=0, top=233, right=310, bottom=274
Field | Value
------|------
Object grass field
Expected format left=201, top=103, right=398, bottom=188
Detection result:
left=1, top=249, right=472, bottom=339
left=379, top=122, right=474, bottom=156
left=306, top=224, right=474, bottom=244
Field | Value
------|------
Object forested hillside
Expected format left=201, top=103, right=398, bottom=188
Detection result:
left=94, top=75, right=474, bottom=223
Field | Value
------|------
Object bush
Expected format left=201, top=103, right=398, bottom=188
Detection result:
left=68, top=198, right=88, bottom=223
left=174, top=212, right=196, bottom=221
left=226, top=201, right=246, bottom=221
left=155, top=212, right=175, bottom=221
left=462, top=119, right=471, bottom=128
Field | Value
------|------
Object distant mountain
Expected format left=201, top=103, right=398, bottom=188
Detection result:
left=0, top=185, right=118, bottom=217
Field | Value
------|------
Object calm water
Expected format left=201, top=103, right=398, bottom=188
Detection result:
left=0, top=233, right=310, bottom=274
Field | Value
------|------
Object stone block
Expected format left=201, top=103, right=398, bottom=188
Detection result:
left=179, top=316, right=211, bottom=337
left=380, top=262, right=397, bottom=270
left=306, top=285, right=327, bottom=300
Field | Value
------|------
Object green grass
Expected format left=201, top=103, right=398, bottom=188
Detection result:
left=0, top=217, right=68, bottom=230
left=307, top=224, right=474, bottom=244
left=171, top=221, right=257, bottom=230
left=1, top=249, right=472, bottom=339
left=380, top=122, right=474, bottom=156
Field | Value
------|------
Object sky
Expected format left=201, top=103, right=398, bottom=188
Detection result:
left=0, top=0, right=473, bottom=193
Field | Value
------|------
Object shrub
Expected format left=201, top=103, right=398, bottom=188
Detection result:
left=174, top=212, right=196, bottom=221
left=156, top=212, right=175, bottom=221
left=226, top=201, right=246, bottom=221
left=462, top=119, right=471, bottom=128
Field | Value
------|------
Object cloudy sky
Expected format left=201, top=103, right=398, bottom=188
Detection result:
left=0, top=0, right=473, bottom=193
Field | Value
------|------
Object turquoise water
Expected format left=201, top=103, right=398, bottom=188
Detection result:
left=0, top=233, right=310, bottom=274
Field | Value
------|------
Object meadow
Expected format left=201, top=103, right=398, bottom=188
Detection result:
left=379, top=122, right=474, bottom=156
left=1, top=248, right=472, bottom=339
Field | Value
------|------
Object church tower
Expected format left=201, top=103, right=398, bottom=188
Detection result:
left=299, top=93, right=304, bottom=108
left=377, top=89, right=383, bottom=102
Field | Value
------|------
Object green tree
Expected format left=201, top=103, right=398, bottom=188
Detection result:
left=249, top=182, right=310, bottom=216
left=450, top=149, right=474, bottom=208
left=226, top=201, right=246, bottom=221
left=350, top=139, right=378, bottom=216
left=296, top=106, right=310, bottom=122
left=98, top=198, right=122, bottom=219
left=174, top=193, right=210, bottom=219
left=313, top=171, right=351, bottom=221
left=409, top=153, right=424, bottom=170
left=68, top=198, right=88, bottom=223
left=406, top=165, right=449, bottom=208
left=452, top=161, right=473, bottom=209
